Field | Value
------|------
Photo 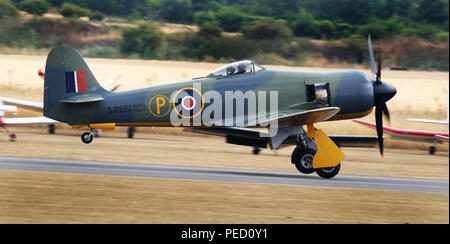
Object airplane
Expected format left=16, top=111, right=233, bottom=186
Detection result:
left=41, top=36, right=397, bottom=179
left=0, top=99, right=57, bottom=141
left=354, top=99, right=449, bottom=155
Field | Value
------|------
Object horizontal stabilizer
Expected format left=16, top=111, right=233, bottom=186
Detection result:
left=2, top=117, right=58, bottom=124
left=59, top=94, right=104, bottom=104
left=0, top=97, right=43, bottom=112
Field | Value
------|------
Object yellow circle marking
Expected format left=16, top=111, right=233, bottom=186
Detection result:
left=172, top=87, right=205, bottom=119
left=149, top=95, right=171, bottom=117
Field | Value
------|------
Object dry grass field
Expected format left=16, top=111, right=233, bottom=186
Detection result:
left=1, top=170, right=447, bottom=224
left=0, top=54, right=448, bottom=224
left=0, top=127, right=448, bottom=224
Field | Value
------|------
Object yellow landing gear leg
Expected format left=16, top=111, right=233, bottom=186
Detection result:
left=307, top=124, right=345, bottom=178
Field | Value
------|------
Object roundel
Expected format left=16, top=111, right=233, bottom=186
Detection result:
left=173, top=87, right=204, bottom=118
left=149, top=95, right=171, bottom=118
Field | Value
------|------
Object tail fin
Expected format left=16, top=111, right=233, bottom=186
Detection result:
left=44, top=46, right=108, bottom=122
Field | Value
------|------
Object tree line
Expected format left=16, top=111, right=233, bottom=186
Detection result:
left=3, top=0, right=449, bottom=40
left=1, top=0, right=448, bottom=71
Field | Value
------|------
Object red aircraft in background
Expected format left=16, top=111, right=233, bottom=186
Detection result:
left=353, top=119, right=449, bottom=155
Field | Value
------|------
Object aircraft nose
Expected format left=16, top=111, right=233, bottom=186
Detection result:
left=374, top=81, right=397, bottom=102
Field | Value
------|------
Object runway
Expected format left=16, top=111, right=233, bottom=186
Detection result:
left=0, top=156, right=448, bottom=194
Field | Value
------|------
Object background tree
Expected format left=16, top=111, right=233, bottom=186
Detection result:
left=19, top=0, right=50, bottom=16
left=148, top=0, right=194, bottom=23
left=193, top=11, right=217, bottom=26
left=416, top=0, right=449, bottom=28
left=290, top=8, right=318, bottom=38
left=0, top=0, right=18, bottom=19
left=60, top=2, right=91, bottom=18
left=120, top=22, right=166, bottom=59
left=243, top=18, right=293, bottom=40
left=198, top=22, right=223, bottom=39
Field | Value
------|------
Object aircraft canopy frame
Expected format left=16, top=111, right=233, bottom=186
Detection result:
left=208, top=60, right=265, bottom=77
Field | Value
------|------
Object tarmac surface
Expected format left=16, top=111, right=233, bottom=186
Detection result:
left=0, top=156, right=448, bottom=194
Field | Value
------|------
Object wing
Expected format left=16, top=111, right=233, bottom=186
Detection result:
left=260, top=107, right=341, bottom=128
left=190, top=127, right=378, bottom=149
left=217, top=107, right=341, bottom=128
left=2, top=117, right=59, bottom=125
left=407, top=118, right=449, bottom=125
left=0, top=97, right=43, bottom=113
left=194, top=107, right=372, bottom=150
left=0, top=105, right=18, bottom=113
left=353, top=119, right=449, bottom=144
left=435, top=135, right=449, bottom=142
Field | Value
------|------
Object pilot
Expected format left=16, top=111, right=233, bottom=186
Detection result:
left=236, top=63, right=247, bottom=74
left=226, top=66, right=235, bottom=76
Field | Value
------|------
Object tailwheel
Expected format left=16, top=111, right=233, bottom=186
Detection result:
left=291, top=147, right=315, bottom=174
left=316, top=164, right=341, bottom=179
left=81, top=131, right=94, bottom=144
left=252, top=146, right=261, bottom=155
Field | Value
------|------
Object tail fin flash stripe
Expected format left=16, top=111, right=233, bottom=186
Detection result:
left=65, top=71, right=76, bottom=93
left=65, top=71, right=87, bottom=93
left=76, top=70, right=88, bottom=92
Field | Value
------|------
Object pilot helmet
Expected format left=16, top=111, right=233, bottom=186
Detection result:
left=226, top=66, right=236, bottom=75
left=237, top=63, right=247, bottom=73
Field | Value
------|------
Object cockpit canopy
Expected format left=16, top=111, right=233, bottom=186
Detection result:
left=208, top=60, right=265, bottom=77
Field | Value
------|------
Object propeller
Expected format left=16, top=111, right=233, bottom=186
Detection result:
left=368, top=35, right=397, bottom=156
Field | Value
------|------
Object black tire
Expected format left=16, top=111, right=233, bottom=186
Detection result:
left=316, top=164, right=341, bottom=179
left=128, top=126, right=136, bottom=138
left=252, top=147, right=261, bottom=155
left=429, top=146, right=436, bottom=155
left=81, top=132, right=93, bottom=144
left=48, top=124, right=55, bottom=134
left=291, top=147, right=316, bottom=174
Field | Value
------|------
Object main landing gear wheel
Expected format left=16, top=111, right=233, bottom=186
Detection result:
left=48, top=124, right=55, bottom=134
left=128, top=126, right=136, bottom=139
left=315, top=164, right=341, bottom=179
left=81, top=132, right=93, bottom=144
left=291, top=147, right=316, bottom=174
left=429, top=146, right=436, bottom=155
left=252, top=146, right=261, bottom=155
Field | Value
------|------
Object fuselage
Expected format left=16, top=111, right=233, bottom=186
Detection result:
left=63, top=68, right=376, bottom=127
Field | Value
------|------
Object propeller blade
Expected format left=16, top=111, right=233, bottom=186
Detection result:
left=381, top=102, right=390, bottom=122
left=376, top=39, right=383, bottom=84
left=368, top=35, right=377, bottom=81
left=375, top=103, right=384, bottom=156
